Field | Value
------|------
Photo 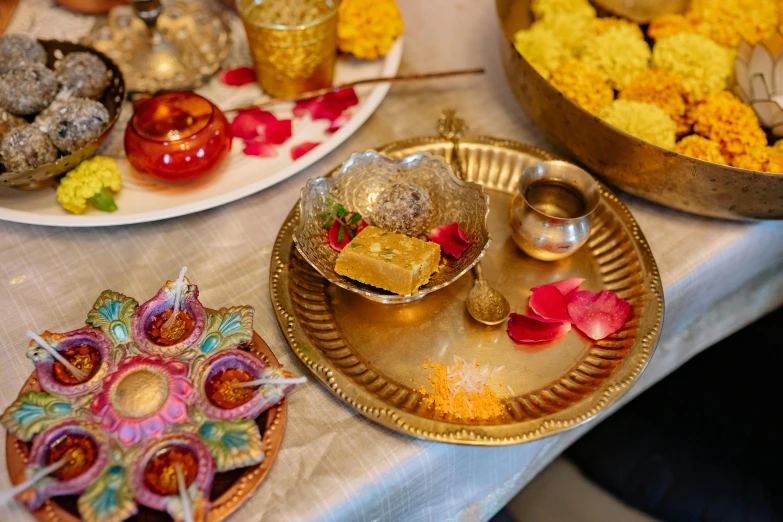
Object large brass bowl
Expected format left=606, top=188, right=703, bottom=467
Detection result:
left=496, top=0, right=783, bottom=220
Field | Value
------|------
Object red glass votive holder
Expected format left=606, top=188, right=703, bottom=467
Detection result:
left=124, top=91, right=231, bottom=185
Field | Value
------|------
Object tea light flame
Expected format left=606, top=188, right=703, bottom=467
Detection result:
left=174, top=462, right=194, bottom=522
left=27, top=331, right=89, bottom=382
left=163, top=266, right=188, bottom=332
left=230, top=376, right=307, bottom=389
left=0, top=458, right=66, bottom=507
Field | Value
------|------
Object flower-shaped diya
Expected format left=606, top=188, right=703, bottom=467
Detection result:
left=1, top=277, right=301, bottom=522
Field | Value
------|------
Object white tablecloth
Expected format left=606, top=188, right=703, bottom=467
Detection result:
left=2, top=1, right=783, bottom=521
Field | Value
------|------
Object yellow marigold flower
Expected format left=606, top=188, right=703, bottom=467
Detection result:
left=598, top=100, right=677, bottom=150
left=337, top=0, right=404, bottom=60
left=692, top=91, right=767, bottom=160
left=675, top=135, right=727, bottom=165
left=590, top=17, right=644, bottom=40
left=647, top=14, right=697, bottom=42
left=513, top=25, right=572, bottom=80
left=619, top=69, right=690, bottom=136
left=550, top=61, right=614, bottom=114
left=652, top=33, right=733, bottom=102
left=581, top=25, right=651, bottom=90
left=533, top=14, right=591, bottom=54
left=773, top=139, right=783, bottom=153
left=531, top=0, right=595, bottom=21
left=689, top=0, right=777, bottom=47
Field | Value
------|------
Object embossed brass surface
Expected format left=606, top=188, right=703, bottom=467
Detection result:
left=496, top=0, right=783, bottom=220
left=272, top=136, right=663, bottom=445
left=5, top=328, right=287, bottom=522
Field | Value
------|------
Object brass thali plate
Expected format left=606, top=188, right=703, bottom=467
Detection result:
left=271, top=136, right=663, bottom=445
left=5, top=329, right=286, bottom=522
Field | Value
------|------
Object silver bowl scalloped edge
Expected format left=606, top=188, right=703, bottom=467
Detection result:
left=293, top=151, right=491, bottom=304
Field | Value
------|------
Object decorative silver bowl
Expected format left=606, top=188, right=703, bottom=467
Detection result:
left=293, top=151, right=491, bottom=304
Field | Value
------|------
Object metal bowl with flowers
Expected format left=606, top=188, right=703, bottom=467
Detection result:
left=293, top=151, right=491, bottom=304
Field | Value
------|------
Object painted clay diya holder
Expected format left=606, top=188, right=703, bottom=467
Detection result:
left=1, top=277, right=300, bottom=522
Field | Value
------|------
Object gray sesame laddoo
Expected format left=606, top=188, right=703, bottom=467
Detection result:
left=0, top=126, right=58, bottom=172
left=0, top=34, right=47, bottom=75
left=0, top=63, right=58, bottom=115
left=0, top=109, right=26, bottom=142
left=54, top=52, right=108, bottom=100
left=373, top=181, right=434, bottom=237
left=40, top=97, right=109, bottom=153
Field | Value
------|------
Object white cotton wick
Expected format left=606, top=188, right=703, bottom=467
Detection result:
left=0, top=458, right=67, bottom=507
left=230, top=376, right=307, bottom=389
left=26, top=331, right=88, bottom=382
left=174, top=463, right=194, bottom=522
left=163, top=266, right=188, bottom=331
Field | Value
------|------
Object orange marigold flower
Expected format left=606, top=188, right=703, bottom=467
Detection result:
left=691, top=91, right=767, bottom=160
left=620, top=70, right=690, bottom=136
left=337, top=0, right=404, bottom=60
left=730, top=147, right=769, bottom=171
left=689, top=0, right=778, bottom=47
left=550, top=61, right=614, bottom=114
left=647, top=14, right=697, bottom=42
left=675, top=135, right=727, bottom=165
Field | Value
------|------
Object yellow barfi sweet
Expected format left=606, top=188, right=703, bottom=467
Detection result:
left=335, top=226, right=441, bottom=295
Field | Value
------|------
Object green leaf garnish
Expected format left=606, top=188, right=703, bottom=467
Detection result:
left=347, top=212, right=362, bottom=224
left=337, top=226, right=346, bottom=243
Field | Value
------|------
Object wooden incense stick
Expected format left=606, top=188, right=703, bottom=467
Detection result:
left=224, top=68, right=485, bottom=113
left=27, top=331, right=88, bottom=382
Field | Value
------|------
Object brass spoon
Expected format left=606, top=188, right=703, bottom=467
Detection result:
left=437, top=111, right=510, bottom=325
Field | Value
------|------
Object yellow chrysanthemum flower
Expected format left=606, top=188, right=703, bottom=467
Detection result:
left=337, top=0, right=404, bottom=60
left=598, top=100, right=677, bottom=150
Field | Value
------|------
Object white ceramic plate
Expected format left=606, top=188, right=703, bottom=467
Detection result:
left=0, top=39, right=403, bottom=227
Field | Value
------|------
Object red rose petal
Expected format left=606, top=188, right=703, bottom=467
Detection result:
left=326, top=113, right=350, bottom=133
left=529, top=284, right=571, bottom=322
left=507, top=313, right=571, bottom=344
left=429, top=223, right=473, bottom=259
left=328, top=214, right=368, bottom=251
left=293, top=88, right=359, bottom=122
left=220, top=66, right=257, bottom=86
left=533, top=277, right=585, bottom=298
left=242, top=141, right=277, bottom=158
left=567, top=290, right=631, bottom=340
left=258, top=118, right=292, bottom=145
left=230, top=108, right=277, bottom=140
left=290, top=141, right=321, bottom=160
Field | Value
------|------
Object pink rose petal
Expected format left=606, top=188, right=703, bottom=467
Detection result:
left=533, top=277, right=585, bottom=298
left=258, top=118, right=292, bottom=144
left=243, top=141, right=278, bottom=158
left=220, top=66, right=257, bottom=86
left=291, top=141, right=321, bottom=160
left=567, top=290, right=631, bottom=340
left=529, top=284, right=571, bottom=322
left=293, top=98, right=316, bottom=118
left=230, top=108, right=277, bottom=140
left=507, top=313, right=571, bottom=344
left=429, top=223, right=473, bottom=259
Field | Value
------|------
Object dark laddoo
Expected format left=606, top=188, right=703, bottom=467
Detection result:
left=55, top=52, right=108, bottom=100
left=0, top=63, right=58, bottom=115
left=0, top=126, right=58, bottom=172
left=373, top=181, right=434, bottom=236
left=0, top=34, right=47, bottom=75
left=39, top=97, right=109, bottom=153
